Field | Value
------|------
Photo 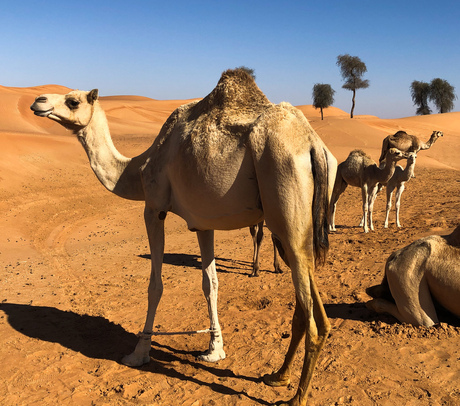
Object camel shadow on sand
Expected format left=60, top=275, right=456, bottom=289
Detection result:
left=0, top=302, right=271, bottom=404
left=139, top=252, right=254, bottom=275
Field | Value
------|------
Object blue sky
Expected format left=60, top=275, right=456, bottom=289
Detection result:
left=1, top=1, right=459, bottom=118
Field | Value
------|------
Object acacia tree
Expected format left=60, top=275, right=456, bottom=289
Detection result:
left=336, top=54, right=369, bottom=118
left=312, top=83, right=335, bottom=120
left=410, top=80, right=432, bottom=115
left=429, top=78, right=457, bottom=113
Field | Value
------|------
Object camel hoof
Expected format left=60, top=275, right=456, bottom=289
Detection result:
left=121, top=353, right=150, bottom=367
left=263, top=372, right=290, bottom=387
left=197, top=348, right=226, bottom=363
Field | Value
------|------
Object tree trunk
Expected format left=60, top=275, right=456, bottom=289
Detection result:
left=350, top=89, right=356, bottom=118
left=320, top=107, right=324, bottom=120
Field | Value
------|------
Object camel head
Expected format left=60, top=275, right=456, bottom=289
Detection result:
left=407, top=151, right=417, bottom=163
left=31, top=89, right=99, bottom=132
left=387, top=147, right=409, bottom=162
left=432, top=130, right=443, bottom=139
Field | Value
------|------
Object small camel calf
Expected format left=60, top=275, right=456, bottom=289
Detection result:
left=366, top=225, right=460, bottom=326
left=384, top=152, right=417, bottom=228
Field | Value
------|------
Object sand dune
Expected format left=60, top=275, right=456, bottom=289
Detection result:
left=2, top=84, right=457, bottom=169
left=1, top=84, right=459, bottom=406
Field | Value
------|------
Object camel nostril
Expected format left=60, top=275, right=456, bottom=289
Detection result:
left=35, top=96, right=48, bottom=103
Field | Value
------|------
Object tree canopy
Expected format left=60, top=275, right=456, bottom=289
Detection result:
left=312, top=83, right=335, bottom=120
left=410, top=80, right=432, bottom=115
left=429, top=78, right=457, bottom=114
left=336, top=54, right=369, bottom=118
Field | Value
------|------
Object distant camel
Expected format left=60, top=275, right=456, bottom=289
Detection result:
left=31, top=69, right=337, bottom=406
left=384, top=152, right=417, bottom=228
left=366, top=225, right=460, bottom=326
left=249, top=221, right=281, bottom=277
left=379, top=130, right=443, bottom=174
left=329, top=148, right=408, bottom=233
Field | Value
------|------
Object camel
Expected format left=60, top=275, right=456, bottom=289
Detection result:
left=30, top=69, right=337, bottom=406
left=383, top=152, right=417, bottom=228
left=378, top=130, right=443, bottom=173
left=329, top=148, right=408, bottom=233
left=249, top=221, right=281, bottom=276
left=366, top=224, right=460, bottom=326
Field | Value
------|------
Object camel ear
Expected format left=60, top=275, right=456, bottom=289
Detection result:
left=87, top=89, right=99, bottom=104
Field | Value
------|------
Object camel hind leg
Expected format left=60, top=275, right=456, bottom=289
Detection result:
left=254, top=154, right=330, bottom=404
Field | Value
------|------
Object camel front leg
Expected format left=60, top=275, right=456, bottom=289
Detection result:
left=394, top=185, right=405, bottom=227
left=196, top=230, right=226, bottom=362
left=361, top=185, right=370, bottom=233
left=368, top=185, right=379, bottom=231
left=384, top=187, right=395, bottom=228
left=272, top=234, right=282, bottom=273
left=250, top=221, right=264, bottom=276
left=122, top=207, right=165, bottom=367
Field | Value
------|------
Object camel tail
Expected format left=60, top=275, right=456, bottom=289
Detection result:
left=310, top=147, right=330, bottom=267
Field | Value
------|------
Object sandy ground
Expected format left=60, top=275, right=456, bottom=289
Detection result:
left=0, top=85, right=459, bottom=405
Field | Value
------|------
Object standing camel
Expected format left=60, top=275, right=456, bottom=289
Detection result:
left=249, top=221, right=281, bottom=276
left=384, top=152, right=417, bottom=228
left=329, top=148, right=408, bottom=233
left=379, top=130, right=442, bottom=175
left=366, top=224, right=460, bottom=326
left=31, top=69, right=337, bottom=406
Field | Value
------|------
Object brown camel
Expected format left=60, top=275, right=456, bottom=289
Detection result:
left=31, top=69, right=337, bottom=406
left=329, top=148, right=408, bottom=233
left=378, top=130, right=443, bottom=172
left=366, top=224, right=460, bottom=326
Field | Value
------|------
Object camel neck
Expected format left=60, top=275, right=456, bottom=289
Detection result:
left=76, top=104, right=146, bottom=201
left=402, top=160, right=416, bottom=181
left=378, top=159, right=397, bottom=183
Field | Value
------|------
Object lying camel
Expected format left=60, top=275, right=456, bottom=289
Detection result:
left=329, top=148, right=408, bottom=233
left=366, top=225, right=460, bottom=326
left=249, top=221, right=281, bottom=276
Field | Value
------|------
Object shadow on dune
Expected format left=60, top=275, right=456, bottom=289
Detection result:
left=0, top=302, right=273, bottom=404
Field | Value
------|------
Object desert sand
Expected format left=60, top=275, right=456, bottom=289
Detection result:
left=0, top=84, right=459, bottom=405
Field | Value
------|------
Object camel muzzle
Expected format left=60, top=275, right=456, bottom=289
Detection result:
left=30, top=96, right=53, bottom=117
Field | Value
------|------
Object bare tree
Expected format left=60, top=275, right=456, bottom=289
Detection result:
left=312, top=83, right=335, bottom=120
left=429, top=78, right=457, bottom=113
left=410, top=80, right=432, bottom=115
left=336, top=54, right=369, bottom=118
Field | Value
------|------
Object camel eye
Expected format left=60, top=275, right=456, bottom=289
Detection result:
left=66, top=99, right=80, bottom=109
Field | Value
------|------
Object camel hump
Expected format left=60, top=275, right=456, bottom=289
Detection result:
left=189, top=69, right=272, bottom=123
